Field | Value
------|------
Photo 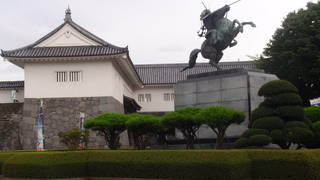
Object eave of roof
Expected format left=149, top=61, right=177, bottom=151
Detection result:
left=0, top=81, right=24, bottom=89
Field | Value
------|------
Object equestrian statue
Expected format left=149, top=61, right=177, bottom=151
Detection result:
left=181, top=1, right=256, bottom=72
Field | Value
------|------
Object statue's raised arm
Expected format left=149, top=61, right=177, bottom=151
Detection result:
left=201, top=5, right=230, bottom=30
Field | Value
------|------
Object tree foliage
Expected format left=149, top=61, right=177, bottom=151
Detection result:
left=236, top=80, right=313, bottom=149
left=257, top=2, right=320, bottom=106
left=126, top=113, right=162, bottom=149
left=197, top=106, right=245, bottom=148
left=162, top=107, right=202, bottom=149
left=58, top=128, right=89, bottom=150
left=84, top=113, right=127, bottom=150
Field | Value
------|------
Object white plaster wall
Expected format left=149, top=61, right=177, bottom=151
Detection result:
left=25, top=61, right=119, bottom=100
left=0, top=89, right=24, bottom=103
left=111, top=63, right=134, bottom=103
left=134, top=86, right=174, bottom=112
left=35, top=24, right=100, bottom=47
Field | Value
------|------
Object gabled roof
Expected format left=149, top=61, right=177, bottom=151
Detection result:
left=0, top=81, right=24, bottom=89
left=135, top=61, right=257, bottom=85
left=1, top=8, right=127, bottom=58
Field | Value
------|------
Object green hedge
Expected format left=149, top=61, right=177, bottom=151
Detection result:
left=0, top=152, right=19, bottom=175
left=305, top=106, right=320, bottom=123
left=276, top=106, right=304, bottom=121
left=262, top=93, right=303, bottom=107
left=2, top=150, right=320, bottom=180
left=252, top=116, right=284, bottom=130
left=251, top=106, right=275, bottom=121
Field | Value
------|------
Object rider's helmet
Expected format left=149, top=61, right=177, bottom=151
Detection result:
left=200, top=9, right=211, bottom=20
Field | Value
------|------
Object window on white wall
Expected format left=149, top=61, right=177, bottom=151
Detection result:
left=70, top=71, right=82, bottom=82
left=145, top=94, right=152, bottom=102
left=164, top=93, right=170, bottom=101
left=56, top=71, right=68, bottom=82
left=138, top=94, right=145, bottom=102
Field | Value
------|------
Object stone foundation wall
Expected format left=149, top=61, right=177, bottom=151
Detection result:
left=0, top=103, right=23, bottom=150
left=21, top=97, right=126, bottom=149
left=175, top=69, right=278, bottom=139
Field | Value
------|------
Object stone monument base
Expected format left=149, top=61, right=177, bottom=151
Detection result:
left=174, top=68, right=278, bottom=139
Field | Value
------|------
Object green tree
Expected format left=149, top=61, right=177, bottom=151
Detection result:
left=84, top=113, right=127, bottom=150
left=126, top=113, right=162, bottom=150
left=197, top=106, right=245, bottom=149
left=304, top=106, right=320, bottom=148
left=162, top=107, right=202, bottom=149
left=58, top=128, right=89, bottom=150
left=235, top=80, right=314, bottom=149
left=257, top=2, right=320, bottom=106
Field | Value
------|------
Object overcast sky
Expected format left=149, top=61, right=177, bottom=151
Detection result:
left=0, top=0, right=317, bottom=80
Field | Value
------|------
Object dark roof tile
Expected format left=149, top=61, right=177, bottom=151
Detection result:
left=0, top=81, right=24, bottom=89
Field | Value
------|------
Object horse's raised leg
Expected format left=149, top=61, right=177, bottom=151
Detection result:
left=181, top=49, right=201, bottom=72
left=233, top=19, right=243, bottom=33
left=230, top=39, right=237, bottom=47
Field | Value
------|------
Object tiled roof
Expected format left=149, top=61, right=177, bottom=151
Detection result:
left=0, top=81, right=24, bottom=89
left=1, top=15, right=127, bottom=58
left=134, top=61, right=257, bottom=85
left=1, top=46, right=127, bottom=58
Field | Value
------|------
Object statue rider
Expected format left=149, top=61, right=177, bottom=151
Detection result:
left=198, top=5, right=230, bottom=46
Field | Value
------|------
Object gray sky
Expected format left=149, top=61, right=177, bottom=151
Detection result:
left=0, top=0, right=317, bottom=80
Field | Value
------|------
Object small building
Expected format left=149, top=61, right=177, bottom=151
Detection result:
left=0, top=9, right=257, bottom=149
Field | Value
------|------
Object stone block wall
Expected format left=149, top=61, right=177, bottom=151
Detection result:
left=21, top=96, right=126, bottom=149
left=0, top=103, right=23, bottom=150
left=174, top=69, right=278, bottom=139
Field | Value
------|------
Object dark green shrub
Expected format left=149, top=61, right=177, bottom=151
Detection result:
left=247, top=135, right=272, bottom=147
left=242, top=129, right=269, bottom=138
left=0, top=153, right=18, bottom=175
left=234, top=138, right=249, bottom=148
left=58, top=128, right=89, bottom=150
left=247, top=150, right=310, bottom=180
left=270, top=129, right=286, bottom=146
left=252, top=116, right=284, bottom=130
left=84, top=113, right=127, bottom=150
left=258, top=80, right=298, bottom=96
left=87, top=150, right=251, bottom=180
left=197, top=106, right=245, bottom=148
left=287, top=127, right=314, bottom=146
left=285, top=121, right=309, bottom=129
left=3, top=151, right=88, bottom=178
left=126, top=113, right=162, bottom=150
left=162, top=107, right=202, bottom=149
left=251, top=106, right=275, bottom=121
left=276, top=106, right=304, bottom=121
left=314, top=121, right=320, bottom=131
left=262, top=93, right=303, bottom=107
left=305, top=106, right=320, bottom=123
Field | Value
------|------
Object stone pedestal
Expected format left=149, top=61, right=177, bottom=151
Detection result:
left=174, top=68, right=278, bottom=139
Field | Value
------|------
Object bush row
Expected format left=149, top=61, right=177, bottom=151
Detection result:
left=2, top=150, right=320, bottom=180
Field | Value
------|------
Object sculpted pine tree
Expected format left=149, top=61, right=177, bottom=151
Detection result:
left=235, top=80, right=313, bottom=149
left=257, top=2, right=320, bottom=106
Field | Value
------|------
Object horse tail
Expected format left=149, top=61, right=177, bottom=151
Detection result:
left=181, top=49, right=201, bottom=72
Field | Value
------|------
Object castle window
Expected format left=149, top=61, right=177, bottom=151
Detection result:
left=70, top=71, right=81, bottom=82
left=145, top=94, right=152, bottom=102
left=138, top=94, right=145, bottom=102
left=56, top=71, right=68, bottom=82
left=164, top=93, right=170, bottom=101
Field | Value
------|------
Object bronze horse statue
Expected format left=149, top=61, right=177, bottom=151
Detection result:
left=181, top=5, right=256, bottom=72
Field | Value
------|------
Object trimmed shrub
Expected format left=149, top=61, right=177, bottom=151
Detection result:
left=270, top=129, right=286, bottom=145
left=3, top=151, right=88, bottom=178
left=0, top=153, right=18, bottom=175
left=314, top=121, right=320, bottom=131
left=286, top=121, right=309, bottom=129
left=247, top=135, right=272, bottom=147
left=287, top=127, right=314, bottom=145
left=234, top=138, right=249, bottom=148
left=84, top=113, right=127, bottom=150
left=58, top=128, right=89, bottom=150
left=258, top=80, right=298, bottom=96
left=242, top=129, right=269, bottom=138
left=87, top=150, right=251, bottom=180
left=305, top=106, right=320, bottom=123
left=252, top=116, right=284, bottom=130
left=247, top=150, right=311, bottom=180
left=262, top=93, right=303, bottom=107
left=162, top=107, right=202, bottom=149
left=251, top=106, right=275, bottom=121
left=126, top=113, right=162, bottom=149
left=197, top=106, right=245, bottom=148
left=276, top=106, right=304, bottom=121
